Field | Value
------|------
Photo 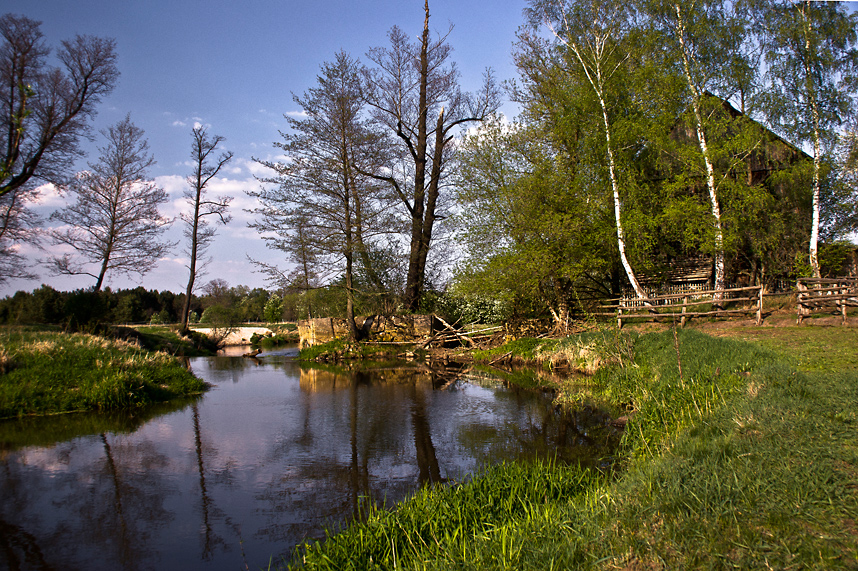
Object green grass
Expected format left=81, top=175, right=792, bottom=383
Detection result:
left=287, top=326, right=858, bottom=570
left=299, top=338, right=419, bottom=362
left=293, top=460, right=598, bottom=570
left=129, top=325, right=221, bottom=356
left=0, top=327, right=208, bottom=419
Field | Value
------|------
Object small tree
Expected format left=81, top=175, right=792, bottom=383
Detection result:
left=179, top=126, right=233, bottom=332
left=263, top=293, right=283, bottom=324
left=46, top=115, right=174, bottom=291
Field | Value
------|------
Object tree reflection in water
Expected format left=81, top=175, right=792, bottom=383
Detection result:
left=0, top=354, right=619, bottom=571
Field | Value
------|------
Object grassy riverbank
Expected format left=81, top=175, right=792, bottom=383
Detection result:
left=0, top=327, right=207, bottom=419
left=290, top=325, right=858, bottom=569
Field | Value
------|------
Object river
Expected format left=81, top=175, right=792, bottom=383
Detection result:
left=0, top=347, right=617, bottom=570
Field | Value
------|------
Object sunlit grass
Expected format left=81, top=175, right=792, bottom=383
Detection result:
left=287, top=326, right=858, bottom=570
left=0, top=327, right=207, bottom=419
left=294, top=460, right=597, bottom=570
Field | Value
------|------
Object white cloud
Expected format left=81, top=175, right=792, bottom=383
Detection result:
left=159, top=256, right=189, bottom=266
left=30, top=183, right=65, bottom=208
left=285, top=110, right=308, bottom=119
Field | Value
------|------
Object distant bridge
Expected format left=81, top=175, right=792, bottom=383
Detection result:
left=190, top=326, right=273, bottom=346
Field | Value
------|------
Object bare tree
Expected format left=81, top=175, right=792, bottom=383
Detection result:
left=252, top=52, right=393, bottom=338
left=0, top=182, right=39, bottom=283
left=180, top=126, right=233, bottom=332
left=0, top=13, right=119, bottom=199
left=362, top=0, right=501, bottom=311
left=46, top=115, right=174, bottom=291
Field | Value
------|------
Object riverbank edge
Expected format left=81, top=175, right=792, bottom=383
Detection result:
left=0, top=326, right=209, bottom=419
left=289, top=326, right=858, bottom=570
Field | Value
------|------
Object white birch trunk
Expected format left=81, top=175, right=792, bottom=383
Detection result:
left=800, top=1, right=822, bottom=278
left=675, top=4, right=726, bottom=300
left=562, top=32, right=648, bottom=300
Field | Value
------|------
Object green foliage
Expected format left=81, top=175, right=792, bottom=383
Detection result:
left=819, top=240, right=857, bottom=278
left=434, top=291, right=511, bottom=325
left=131, top=326, right=219, bottom=356
left=473, top=337, right=558, bottom=363
left=453, top=115, right=620, bottom=317
left=0, top=286, right=191, bottom=328
left=199, top=304, right=241, bottom=326
left=249, top=328, right=298, bottom=347
left=148, top=309, right=171, bottom=325
left=263, top=293, right=284, bottom=323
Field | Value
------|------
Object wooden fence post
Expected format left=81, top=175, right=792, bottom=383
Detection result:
left=681, top=296, right=688, bottom=328
left=756, top=285, right=763, bottom=326
left=841, top=283, right=848, bottom=326
left=796, top=280, right=807, bottom=325
left=617, top=306, right=623, bottom=329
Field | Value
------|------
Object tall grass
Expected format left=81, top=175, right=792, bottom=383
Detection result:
left=295, top=460, right=597, bottom=570
left=0, top=328, right=207, bottom=418
left=288, top=327, right=858, bottom=569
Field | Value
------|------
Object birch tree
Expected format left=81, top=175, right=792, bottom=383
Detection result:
left=528, top=0, right=649, bottom=300
left=645, top=0, right=752, bottom=298
left=180, top=126, right=233, bottom=332
left=757, top=0, right=858, bottom=278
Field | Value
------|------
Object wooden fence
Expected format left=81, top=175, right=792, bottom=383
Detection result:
left=599, top=285, right=764, bottom=328
left=796, top=278, right=858, bottom=325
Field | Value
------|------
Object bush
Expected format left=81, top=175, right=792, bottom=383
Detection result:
left=435, top=292, right=511, bottom=325
left=199, top=304, right=241, bottom=326
left=263, top=293, right=284, bottom=323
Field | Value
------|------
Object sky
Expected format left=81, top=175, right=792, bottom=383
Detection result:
left=0, top=0, right=528, bottom=296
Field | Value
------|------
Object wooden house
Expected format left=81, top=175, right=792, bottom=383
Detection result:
left=629, top=94, right=813, bottom=297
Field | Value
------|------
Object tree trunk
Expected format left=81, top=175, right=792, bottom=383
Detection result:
left=403, top=1, right=433, bottom=312
left=800, top=1, right=822, bottom=279
left=560, top=29, right=647, bottom=301
left=675, top=4, right=726, bottom=300
left=181, top=190, right=202, bottom=332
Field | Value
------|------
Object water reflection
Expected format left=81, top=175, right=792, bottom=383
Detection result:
left=0, top=353, right=617, bottom=571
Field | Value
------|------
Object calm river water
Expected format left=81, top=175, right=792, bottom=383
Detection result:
left=0, top=347, right=616, bottom=570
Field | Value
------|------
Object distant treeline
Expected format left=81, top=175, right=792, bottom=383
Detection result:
left=0, top=283, right=279, bottom=329
left=0, top=286, right=197, bottom=329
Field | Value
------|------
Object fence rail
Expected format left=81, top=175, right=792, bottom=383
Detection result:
left=597, top=285, right=764, bottom=328
left=796, top=278, right=858, bottom=325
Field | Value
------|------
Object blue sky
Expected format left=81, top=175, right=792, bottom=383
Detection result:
left=1, top=0, right=527, bottom=295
